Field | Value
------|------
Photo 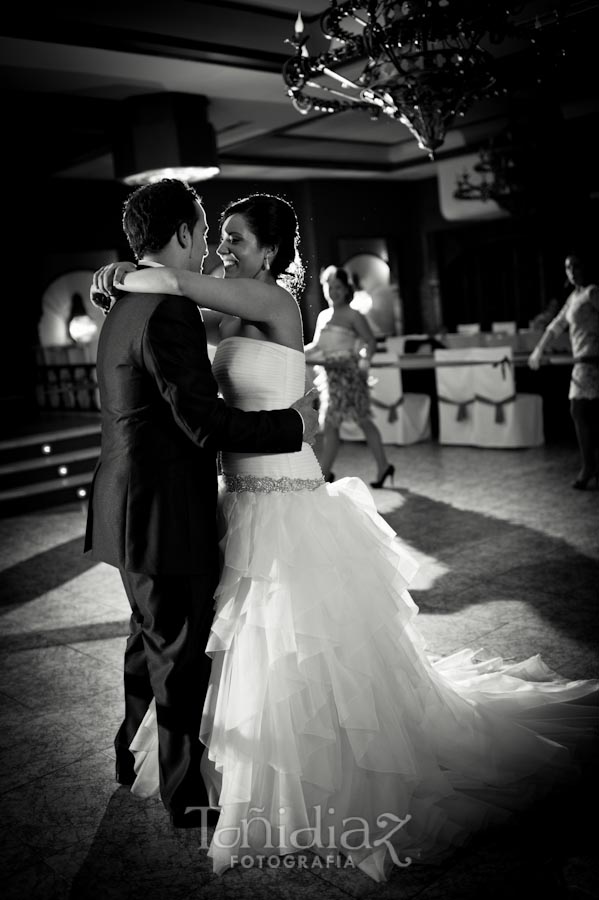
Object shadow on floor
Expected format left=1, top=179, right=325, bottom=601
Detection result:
left=383, top=489, right=599, bottom=652
left=0, top=538, right=95, bottom=608
left=67, top=770, right=598, bottom=900
left=68, top=788, right=212, bottom=900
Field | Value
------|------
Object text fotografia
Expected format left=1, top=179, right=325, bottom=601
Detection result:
left=198, top=805, right=413, bottom=868
left=231, top=853, right=356, bottom=870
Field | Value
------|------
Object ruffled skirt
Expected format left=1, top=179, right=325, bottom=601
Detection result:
left=130, top=477, right=598, bottom=882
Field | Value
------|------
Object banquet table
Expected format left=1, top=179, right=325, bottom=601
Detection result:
left=373, top=353, right=575, bottom=370
left=367, top=353, right=575, bottom=443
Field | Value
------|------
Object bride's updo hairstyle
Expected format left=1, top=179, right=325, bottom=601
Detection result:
left=219, top=193, right=305, bottom=296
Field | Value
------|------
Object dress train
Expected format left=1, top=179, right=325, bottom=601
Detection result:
left=130, top=476, right=597, bottom=882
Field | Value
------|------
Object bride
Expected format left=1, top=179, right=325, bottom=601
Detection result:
left=94, top=191, right=598, bottom=883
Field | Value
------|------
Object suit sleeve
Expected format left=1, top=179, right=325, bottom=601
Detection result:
left=143, top=297, right=303, bottom=453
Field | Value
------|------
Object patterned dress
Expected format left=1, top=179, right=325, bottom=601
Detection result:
left=311, top=324, right=372, bottom=428
left=547, top=284, right=599, bottom=400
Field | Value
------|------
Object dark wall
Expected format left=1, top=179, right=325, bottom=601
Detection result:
left=410, top=136, right=599, bottom=334
left=3, top=177, right=129, bottom=424
left=295, top=179, right=421, bottom=336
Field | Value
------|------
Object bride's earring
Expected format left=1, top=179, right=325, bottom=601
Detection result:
left=263, top=256, right=270, bottom=272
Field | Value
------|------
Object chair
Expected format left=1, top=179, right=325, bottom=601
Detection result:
left=401, top=333, right=447, bottom=355
left=340, top=340, right=431, bottom=444
left=471, top=346, right=544, bottom=448
left=434, top=348, right=478, bottom=445
left=491, top=320, right=517, bottom=335
left=481, top=332, right=518, bottom=350
left=444, top=332, right=484, bottom=349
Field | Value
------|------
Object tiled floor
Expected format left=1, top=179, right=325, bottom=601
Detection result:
left=0, top=438, right=597, bottom=899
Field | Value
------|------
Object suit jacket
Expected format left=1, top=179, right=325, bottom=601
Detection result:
left=84, top=291, right=302, bottom=574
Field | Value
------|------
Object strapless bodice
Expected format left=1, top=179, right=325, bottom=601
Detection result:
left=317, top=324, right=358, bottom=356
left=212, top=337, right=323, bottom=481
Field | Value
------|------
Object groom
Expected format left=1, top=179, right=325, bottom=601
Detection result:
left=84, top=179, right=317, bottom=827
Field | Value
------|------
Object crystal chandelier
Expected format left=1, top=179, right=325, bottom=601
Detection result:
left=283, top=1, right=527, bottom=157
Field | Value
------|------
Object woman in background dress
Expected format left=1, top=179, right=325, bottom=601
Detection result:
left=528, top=254, right=599, bottom=489
left=305, top=266, right=393, bottom=487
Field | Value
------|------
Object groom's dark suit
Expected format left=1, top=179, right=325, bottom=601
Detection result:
left=84, top=289, right=302, bottom=814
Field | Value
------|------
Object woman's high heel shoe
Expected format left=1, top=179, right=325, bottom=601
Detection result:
left=325, top=471, right=335, bottom=483
left=572, top=471, right=599, bottom=490
left=370, top=464, right=395, bottom=489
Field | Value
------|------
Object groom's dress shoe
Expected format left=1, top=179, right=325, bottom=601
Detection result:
left=170, top=807, right=220, bottom=829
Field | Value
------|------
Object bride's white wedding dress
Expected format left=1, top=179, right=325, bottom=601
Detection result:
left=130, top=336, right=597, bottom=882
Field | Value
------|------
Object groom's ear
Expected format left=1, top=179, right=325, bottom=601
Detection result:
left=176, top=222, right=189, bottom=249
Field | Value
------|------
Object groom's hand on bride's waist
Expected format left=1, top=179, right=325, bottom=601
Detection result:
left=291, top=389, right=319, bottom=446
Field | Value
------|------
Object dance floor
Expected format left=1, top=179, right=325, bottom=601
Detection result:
left=0, top=438, right=597, bottom=899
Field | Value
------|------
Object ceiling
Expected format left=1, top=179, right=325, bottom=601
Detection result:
left=1, top=0, right=598, bottom=186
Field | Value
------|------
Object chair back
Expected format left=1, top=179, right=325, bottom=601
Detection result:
left=472, top=346, right=515, bottom=397
left=471, top=346, right=516, bottom=424
left=434, top=348, right=478, bottom=443
left=491, top=321, right=517, bottom=335
left=444, top=333, right=482, bottom=349
left=435, top=348, right=477, bottom=402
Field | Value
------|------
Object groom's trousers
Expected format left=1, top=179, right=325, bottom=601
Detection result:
left=115, top=568, right=218, bottom=813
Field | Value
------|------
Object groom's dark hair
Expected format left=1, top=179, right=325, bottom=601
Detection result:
left=122, top=179, right=201, bottom=259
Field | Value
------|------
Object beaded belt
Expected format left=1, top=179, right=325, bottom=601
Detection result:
left=222, top=474, right=325, bottom=494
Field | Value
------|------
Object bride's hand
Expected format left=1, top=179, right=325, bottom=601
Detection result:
left=90, top=261, right=137, bottom=311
